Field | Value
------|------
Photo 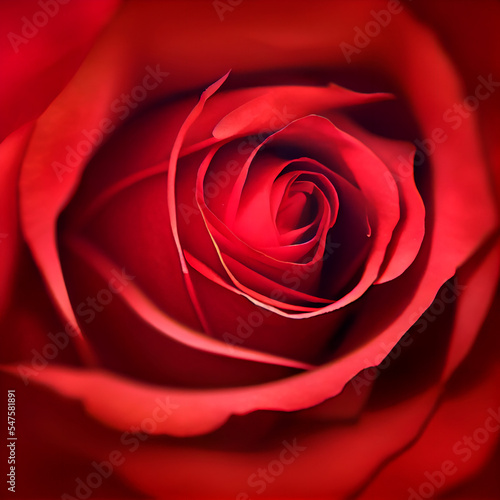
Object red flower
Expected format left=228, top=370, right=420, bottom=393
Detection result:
left=1, top=1, right=499, bottom=498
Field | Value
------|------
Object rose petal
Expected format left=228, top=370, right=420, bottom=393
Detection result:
left=441, top=237, right=500, bottom=380
left=213, top=84, right=392, bottom=140
left=0, top=0, right=121, bottom=140
left=329, top=113, right=426, bottom=283
left=0, top=123, right=33, bottom=319
left=8, top=235, right=497, bottom=437
left=357, top=303, right=500, bottom=500
left=65, top=234, right=314, bottom=371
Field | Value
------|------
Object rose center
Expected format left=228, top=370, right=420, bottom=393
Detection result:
left=276, top=183, right=319, bottom=234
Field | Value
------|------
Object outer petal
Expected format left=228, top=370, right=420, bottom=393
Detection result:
left=0, top=0, right=121, bottom=140
left=0, top=124, right=33, bottom=319
left=357, top=292, right=500, bottom=500
left=14, top=0, right=498, bottom=452
left=4, top=239, right=498, bottom=444
left=329, top=113, right=425, bottom=284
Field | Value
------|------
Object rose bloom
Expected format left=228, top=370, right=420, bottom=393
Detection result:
left=1, top=0, right=500, bottom=499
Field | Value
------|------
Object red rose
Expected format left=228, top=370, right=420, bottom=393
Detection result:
left=1, top=1, right=499, bottom=499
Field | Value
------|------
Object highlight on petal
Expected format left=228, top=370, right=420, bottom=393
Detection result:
left=167, top=73, right=232, bottom=334
left=329, top=113, right=426, bottom=284
left=65, top=234, right=315, bottom=372
left=0, top=123, right=33, bottom=319
left=212, top=84, right=392, bottom=140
